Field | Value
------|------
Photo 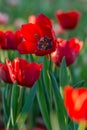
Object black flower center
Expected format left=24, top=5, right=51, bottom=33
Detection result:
left=38, top=36, right=52, bottom=50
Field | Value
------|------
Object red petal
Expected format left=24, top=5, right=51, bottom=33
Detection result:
left=5, top=30, right=23, bottom=50
left=69, top=38, right=83, bottom=53
left=64, top=86, right=87, bottom=122
left=40, top=26, right=54, bottom=38
left=21, top=23, right=41, bottom=42
left=14, top=30, right=23, bottom=45
left=12, top=58, right=28, bottom=85
left=20, top=63, right=42, bottom=87
left=6, top=59, right=16, bottom=82
left=0, top=63, right=12, bottom=83
left=12, top=58, right=43, bottom=87
left=0, top=31, right=6, bottom=49
left=18, top=41, right=37, bottom=54
left=36, top=14, right=52, bottom=28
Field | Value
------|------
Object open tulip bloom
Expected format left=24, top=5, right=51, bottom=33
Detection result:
left=18, top=14, right=56, bottom=56
left=0, top=12, right=86, bottom=130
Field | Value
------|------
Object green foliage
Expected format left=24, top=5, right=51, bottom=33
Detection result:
left=36, top=79, right=52, bottom=130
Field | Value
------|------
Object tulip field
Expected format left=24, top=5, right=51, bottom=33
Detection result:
left=0, top=0, right=87, bottom=130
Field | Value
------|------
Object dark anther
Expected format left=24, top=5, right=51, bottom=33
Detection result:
left=38, top=36, right=52, bottom=50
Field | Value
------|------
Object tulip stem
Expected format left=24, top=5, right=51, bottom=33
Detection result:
left=49, top=55, right=53, bottom=109
left=49, top=55, right=52, bottom=71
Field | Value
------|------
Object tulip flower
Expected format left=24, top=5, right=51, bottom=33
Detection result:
left=18, top=14, right=56, bottom=56
left=0, top=30, right=23, bottom=50
left=56, top=10, right=81, bottom=30
left=51, top=38, right=83, bottom=66
left=5, top=30, right=23, bottom=50
left=0, top=58, right=42, bottom=87
left=64, top=85, right=87, bottom=122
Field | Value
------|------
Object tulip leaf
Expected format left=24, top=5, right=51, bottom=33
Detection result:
left=16, top=83, right=37, bottom=126
left=10, top=83, right=19, bottom=126
left=68, top=119, right=78, bottom=130
left=43, top=57, right=50, bottom=87
left=2, top=87, right=10, bottom=122
left=73, top=80, right=85, bottom=88
left=2, top=84, right=12, bottom=125
left=59, top=57, right=70, bottom=88
left=36, top=79, right=52, bottom=130
left=42, top=57, right=52, bottom=108
left=50, top=110, right=60, bottom=130
left=49, top=72, right=67, bottom=130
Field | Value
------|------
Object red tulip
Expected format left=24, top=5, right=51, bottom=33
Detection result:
left=18, top=14, right=56, bottom=56
left=0, top=58, right=42, bottom=87
left=0, top=30, right=23, bottom=50
left=51, top=38, right=83, bottom=66
left=56, top=10, right=81, bottom=30
left=64, top=85, right=87, bottom=122
left=5, top=30, right=23, bottom=49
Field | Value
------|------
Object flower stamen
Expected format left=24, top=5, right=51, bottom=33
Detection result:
left=38, top=36, right=52, bottom=50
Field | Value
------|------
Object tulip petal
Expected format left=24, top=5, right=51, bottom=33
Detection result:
left=21, top=23, right=41, bottom=42
left=36, top=14, right=52, bottom=28
left=18, top=41, right=37, bottom=54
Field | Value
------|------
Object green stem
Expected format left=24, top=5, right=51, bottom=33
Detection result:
left=17, top=86, right=25, bottom=115
left=49, top=55, right=52, bottom=71
left=49, top=55, right=53, bottom=109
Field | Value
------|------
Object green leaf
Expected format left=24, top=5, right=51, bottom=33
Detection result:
left=16, top=83, right=37, bottom=126
left=2, top=84, right=12, bottom=125
left=17, top=87, right=26, bottom=116
left=68, top=119, right=78, bottom=130
left=59, top=57, right=70, bottom=88
left=29, top=54, right=34, bottom=62
left=49, top=72, right=67, bottom=130
left=2, top=87, right=10, bottom=122
left=50, top=110, right=60, bottom=130
left=36, top=79, right=52, bottom=130
left=73, top=80, right=85, bottom=88
left=10, top=83, right=19, bottom=126
left=42, top=57, right=52, bottom=108
left=6, top=117, right=12, bottom=129
left=43, top=56, right=50, bottom=87
left=59, top=58, right=71, bottom=98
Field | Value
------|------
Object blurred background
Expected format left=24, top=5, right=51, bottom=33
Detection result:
left=0, top=0, right=87, bottom=38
